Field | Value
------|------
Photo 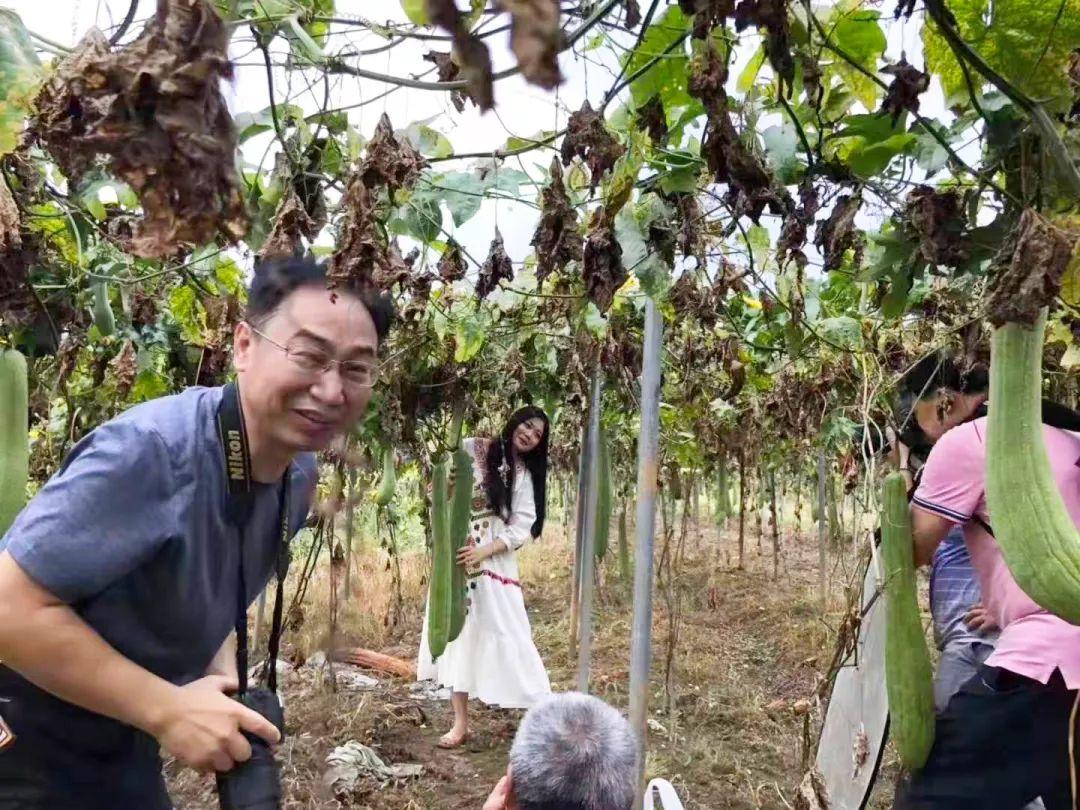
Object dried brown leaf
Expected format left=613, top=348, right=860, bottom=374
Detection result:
left=625, top=0, right=642, bottom=28
left=500, top=0, right=563, bottom=89
left=129, top=290, right=157, bottom=328
left=454, top=33, right=495, bottom=111
left=260, top=187, right=322, bottom=260
left=814, top=193, right=862, bottom=271
left=110, top=340, right=137, bottom=395
left=531, top=158, right=583, bottom=283
left=476, top=228, right=514, bottom=299
left=328, top=172, right=408, bottom=292
left=904, top=185, right=970, bottom=267
left=0, top=177, right=36, bottom=330
left=734, top=0, right=795, bottom=95
left=801, top=51, right=823, bottom=108
left=679, top=0, right=736, bottom=39
left=880, top=57, right=930, bottom=124
left=688, top=45, right=729, bottom=114
left=361, top=114, right=426, bottom=193
left=777, top=181, right=820, bottom=268
left=423, top=50, right=467, bottom=111
left=636, top=95, right=668, bottom=143
left=988, top=208, right=1079, bottom=326
left=438, top=241, right=467, bottom=283
left=29, top=1, right=247, bottom=258
left=560, top=102, right=625, bottom=191
left=672, top=191, right=704, bottom=263
left=583, top=209, right=626, bottom=312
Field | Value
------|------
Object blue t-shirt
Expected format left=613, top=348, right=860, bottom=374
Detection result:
left=929, top=525, right=997, bottom=650
left=0, top=386, right=317, bottom=687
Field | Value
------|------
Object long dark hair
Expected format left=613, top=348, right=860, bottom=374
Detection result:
left=482, top=406, right=550, bottom=538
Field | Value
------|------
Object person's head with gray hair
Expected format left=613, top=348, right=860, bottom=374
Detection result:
left=483, top=692, right=638, bottom=810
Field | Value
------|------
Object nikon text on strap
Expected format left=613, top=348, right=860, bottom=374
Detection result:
left=216, top=382, right=290, bottom=696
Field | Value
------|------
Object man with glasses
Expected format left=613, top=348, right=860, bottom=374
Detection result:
left=0, top=257, right=392, bottom=808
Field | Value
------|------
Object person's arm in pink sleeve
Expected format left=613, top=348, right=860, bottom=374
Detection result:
left=909, top=422, right=986, bottom=566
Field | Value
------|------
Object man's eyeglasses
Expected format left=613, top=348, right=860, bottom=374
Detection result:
left=249, top=325, right=379, bottom=388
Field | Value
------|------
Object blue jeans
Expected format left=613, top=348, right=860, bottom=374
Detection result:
left=934, top=640, right=994, bottom=713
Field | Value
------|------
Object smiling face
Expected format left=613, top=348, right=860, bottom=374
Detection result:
left=511, top=416, right=546, bottom=456
left=233, top=285, right=379, bottom=456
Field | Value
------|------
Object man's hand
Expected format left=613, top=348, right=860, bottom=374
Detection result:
left=964, top=602, right=998, bottom=634
left=152, top=675, right=280, bottom=773
left=483, top=774, right=517, bottom=810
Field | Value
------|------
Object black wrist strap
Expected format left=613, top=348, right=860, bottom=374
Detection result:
left=216, top=382, right=290, bottom=696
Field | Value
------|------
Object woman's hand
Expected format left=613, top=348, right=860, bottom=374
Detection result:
left=964, top=602, right=998, bottom=633
left=457, top=543, right=491, bottom=568
left=885, top=427, right=911, bottom=471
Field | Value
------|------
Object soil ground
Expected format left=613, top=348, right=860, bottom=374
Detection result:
left=167, top=513, right=903, bottom=809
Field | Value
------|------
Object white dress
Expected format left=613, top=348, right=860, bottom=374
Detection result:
left=417, top=438, right=551, bottom=709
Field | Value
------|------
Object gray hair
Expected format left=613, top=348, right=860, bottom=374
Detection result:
left=509, top=692, right=638, bottom=810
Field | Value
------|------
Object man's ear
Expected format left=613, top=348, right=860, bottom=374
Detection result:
left=233, top=321, right=254, bottom=372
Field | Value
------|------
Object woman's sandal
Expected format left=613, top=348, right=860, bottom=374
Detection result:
left=437, top=730, right=471, bottom=749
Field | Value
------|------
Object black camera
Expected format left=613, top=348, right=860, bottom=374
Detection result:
left=216, top=687, right=285, bottom=810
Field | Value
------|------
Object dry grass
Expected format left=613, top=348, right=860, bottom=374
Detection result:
left=167, top=515, right=901, bottom=809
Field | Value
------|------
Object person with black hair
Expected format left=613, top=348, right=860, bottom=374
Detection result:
left=895, top=351, right=1080, bottom=809
left=0, top=257, right=393, bottom=807
left=418, top=407, right=553, bottom=749
left=890, top=355, right=1002, bottom=716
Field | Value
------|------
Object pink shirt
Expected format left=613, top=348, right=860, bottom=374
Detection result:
left=913, top=416, right=1080, bottom=688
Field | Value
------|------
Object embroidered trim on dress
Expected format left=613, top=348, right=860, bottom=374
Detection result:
left=467, top=569, right=522, bottom=588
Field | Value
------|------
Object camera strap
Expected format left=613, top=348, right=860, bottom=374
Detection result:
left=216, top=382, right=290, bottom=697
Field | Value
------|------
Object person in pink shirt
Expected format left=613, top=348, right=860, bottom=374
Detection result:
left=896, top=356, right=1080, bottom=809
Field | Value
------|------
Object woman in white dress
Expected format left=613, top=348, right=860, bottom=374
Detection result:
left=418, top=406, right=552, bottom=748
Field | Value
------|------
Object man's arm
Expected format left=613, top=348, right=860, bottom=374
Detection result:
left=0, top=551, right=177, bottom=734
left=910, top=506, right=955, bottom=567
left=206, top=631, right=238, bottom=680
left=0, top=554, right=277, bottom=772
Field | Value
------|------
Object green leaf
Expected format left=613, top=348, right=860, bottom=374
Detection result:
left=582, top=302, right=608, bottom=336
left=846, top=132, right=916, bottom=177
left=131, top=369, right=171, bottom=402
left=234, top=105, right=304, bottom=142
left=658, top=165, right=699, bottom=194
left=401, top=196, right=442, bottom=243
left=923, top=0, right=1080, bottom=113
left=880, top=267, right=911, bottom=318
left=621, top=7, right=693, bottom=110
left=913, top=128, right=950, bottom=176
left=615, top=207, right=669, bottom=299
left=737, top=46, right=767, bottom=93
left=434, top=172, right=485, bottom=227
left=816, top=316, right=863, bottom=350
left=831, top=115, right=915, bottom=177
left=784, top=320, right=804, bottom=357
left=826, top=5, right=886, bottom=111
left=504, top=130, right=556, bottom=152
left=400, top=0, right=429, bottom=25
left=0, top=10, right=42, bottom=156
left=454, top=316, right=485, bottom=363
left=490, top=169, right=531, bottom=195
left=743, top=224, right=771, bottom=268
left=168, top=286, right=207, bottom=345
left=403, top=123, right=453, bottom=158
left=214, top=258, right=246, bottom=297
